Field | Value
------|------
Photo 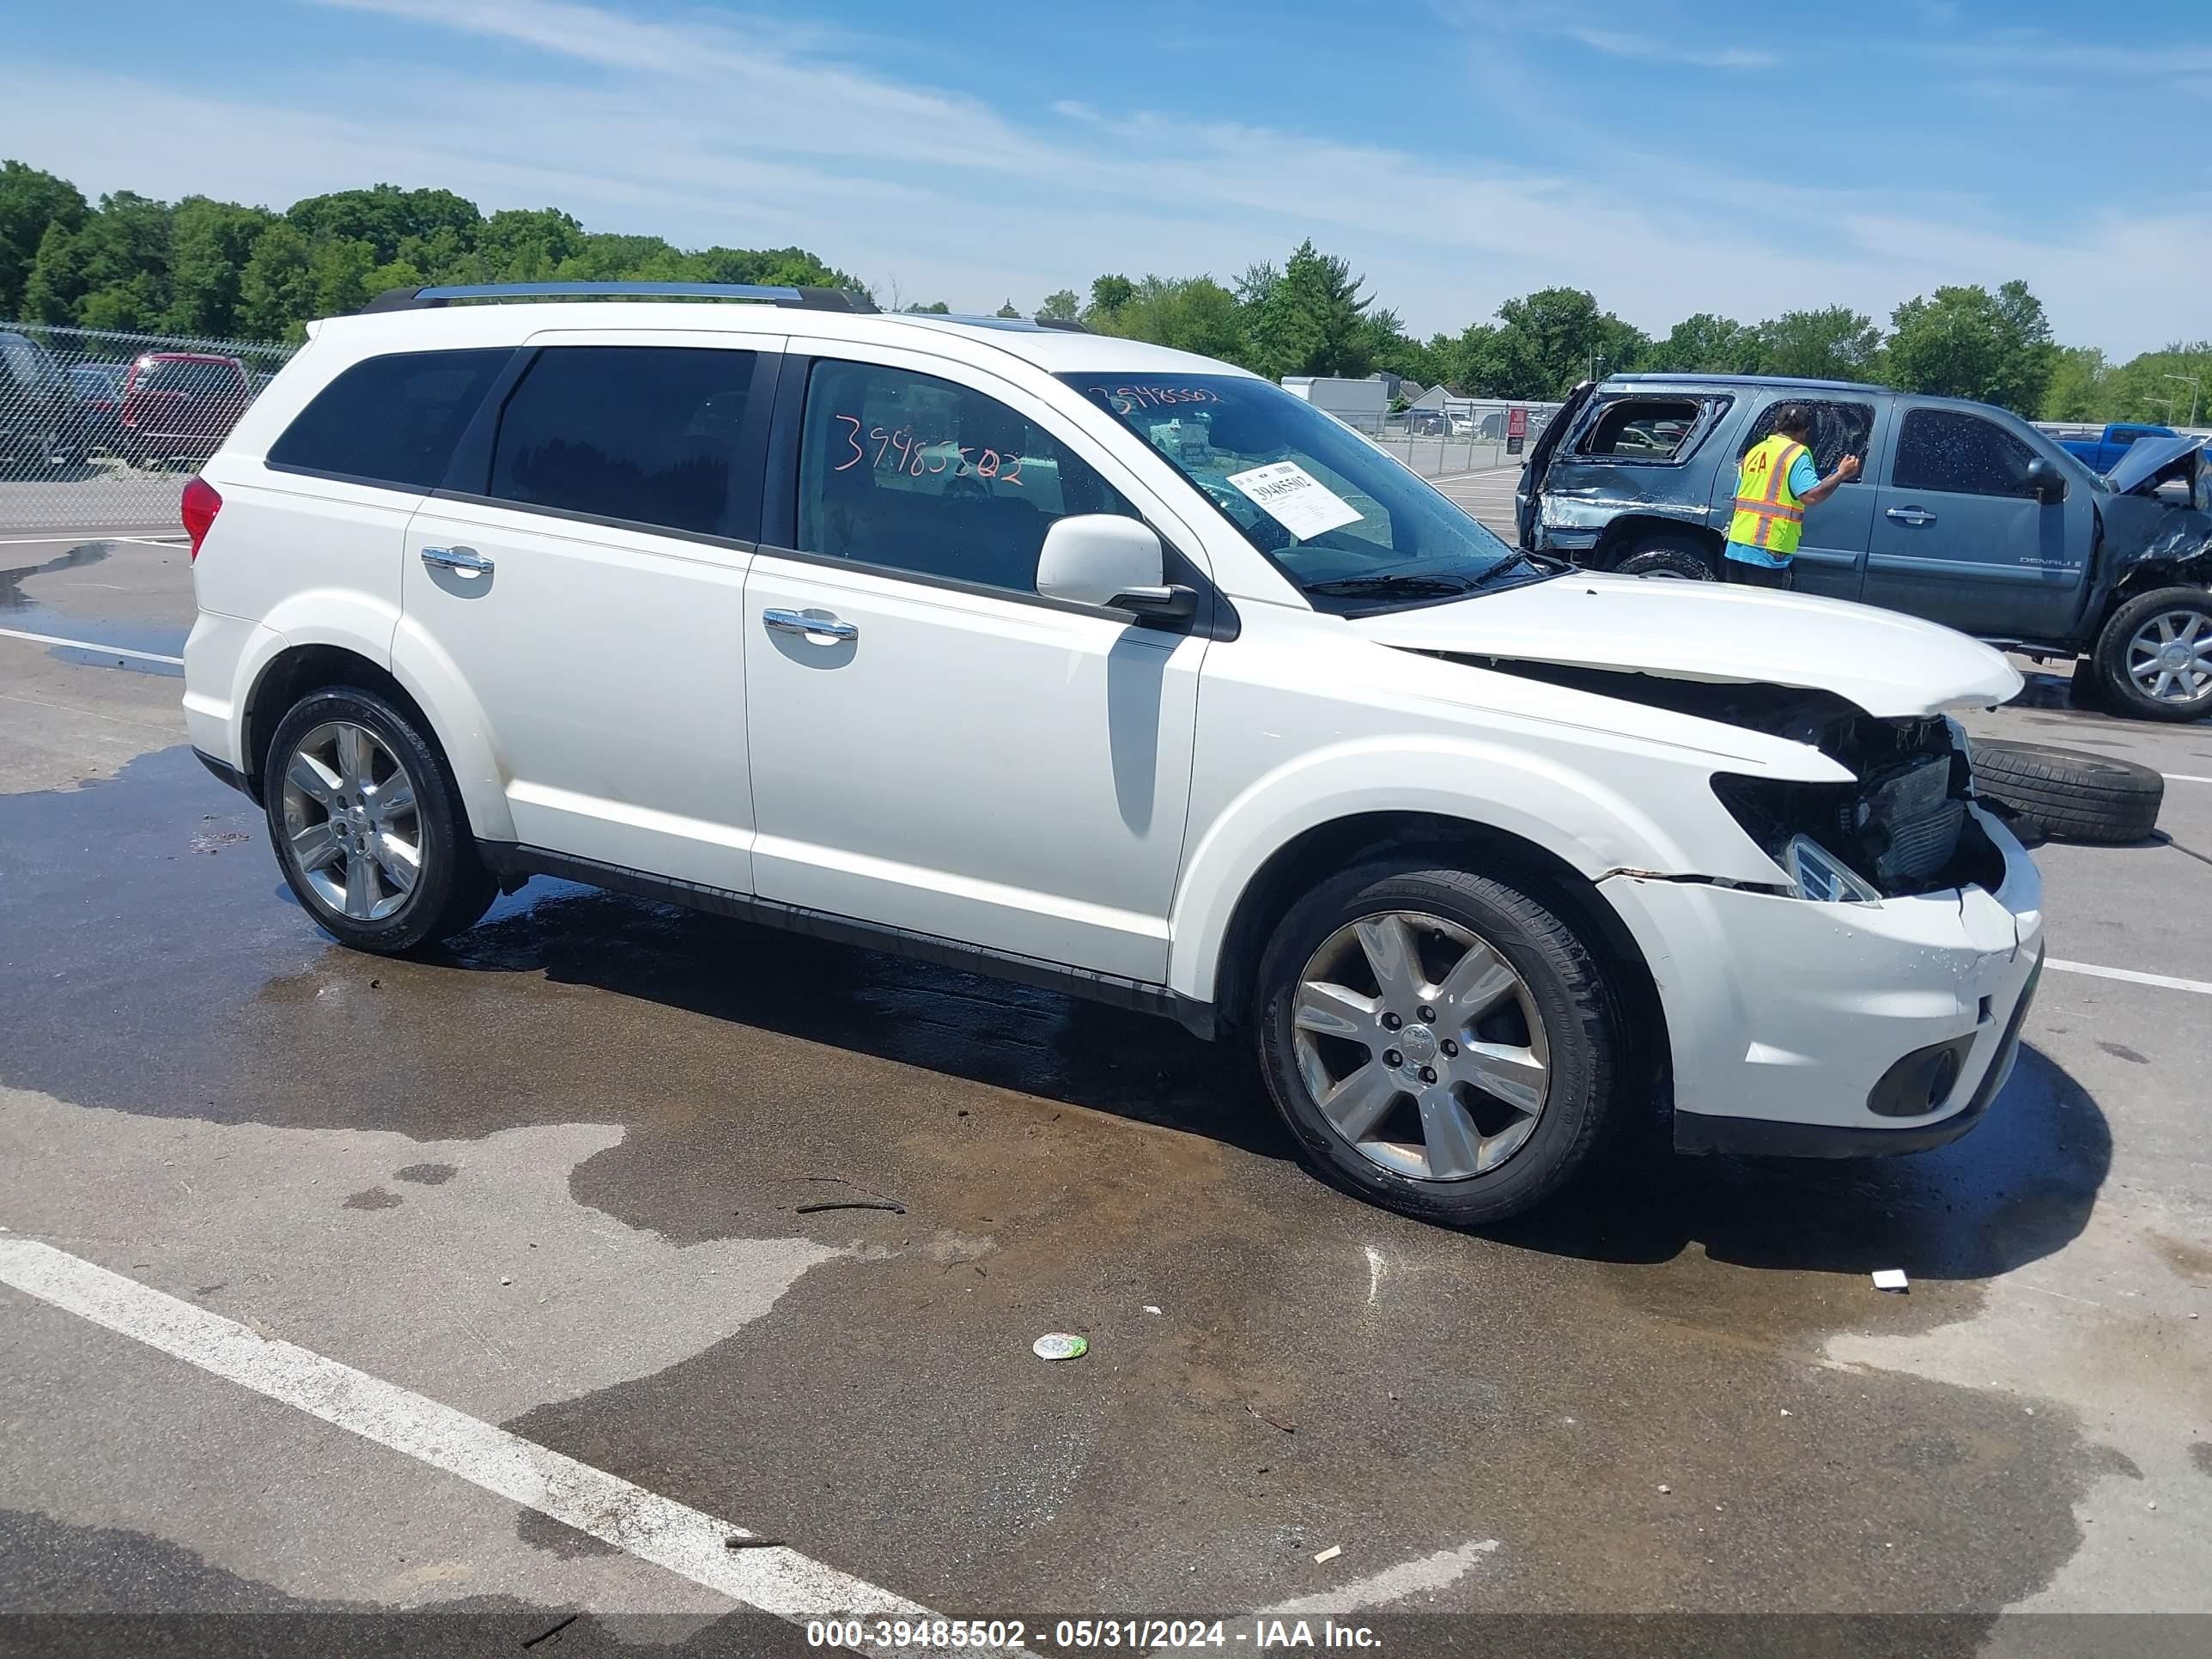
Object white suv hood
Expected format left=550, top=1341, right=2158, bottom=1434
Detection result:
left=1352, top=573, right=2022, bottom=719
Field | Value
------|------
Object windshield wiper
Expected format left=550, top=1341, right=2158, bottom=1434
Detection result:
left=1304, top=573, right=1479, bottom=599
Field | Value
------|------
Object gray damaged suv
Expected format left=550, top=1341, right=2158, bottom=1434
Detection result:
left=1516, top=374, right=2212, bottom=721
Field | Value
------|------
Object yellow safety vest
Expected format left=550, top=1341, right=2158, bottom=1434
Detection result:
left=1729, top=434, right=1809, bottom=556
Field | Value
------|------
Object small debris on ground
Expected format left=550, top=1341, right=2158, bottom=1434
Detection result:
left=521, top=1613, right=580, bottom=1649
left=1657, top=1485, right=1671, bottom=1494
left=1312, top=1545, right=1342, bottom=1565
left=1244, top=1402, right=1297, bottom=1435
left=1143, top=1305, right=1162, bottom=1316
left=794, top=1200, right=907, bottom=1215
left=725, top=1535, right=787, bottom=1550
left=1033, top=1333, right=1088, bottom=1361
left=499, top=1276, right=512, bottom=1286
left=1872, top=1269, right=1910, bottom=1292
left=1780, top=1409, right=1792, bottom=1417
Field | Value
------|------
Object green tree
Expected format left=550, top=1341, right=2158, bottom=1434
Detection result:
left=1885, top=280, right=2055, bottom=414
left=0, top=160, right=88, bottom=319
left=1643, top=313, right=1765, bottom=375
left=1247, top=240, right=1373, bottom=379
left=237, top=222, right=317, bottom=341
left=474, top=208, right=586, bottom=281
left=1485, top=288, right=1645, bottom=398
left=285, top=185, right=479, bottom=265
left=2105, top=342, right=2212, bottom=426
left=903, top=300, right=951, bottom=313
left=1087, top=273, right=1136, bottom=319
left=20, top=222, right=87, bottom=324
left=1036, top=289, right=1080, bottom=322
left=994, top=297, right=1021, bottom=318
left=1092, top=275, right=1248, bottom=364
left=164, top=197, right=277, bottom=337
left=67, top=191, right=176, bottom=330
left=1754, top=306, right=1884, bottom=382
left=2041, top=345, right=2112, bottom=422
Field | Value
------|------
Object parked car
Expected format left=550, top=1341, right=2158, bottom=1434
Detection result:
left=120, top=350, right=255, bottom=468
left=68, top=362, right=127, bottom=453
left=1516, top=374, right=2212, bottom=720
left=0, top=329, right=89, bottom=476
left=2052, top=421, right=2175, bottom=475
left=183, top=283, right=2041, bottom=1226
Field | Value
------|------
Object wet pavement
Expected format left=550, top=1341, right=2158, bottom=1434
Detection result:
left=1, top=532, right=2208, bottom=1656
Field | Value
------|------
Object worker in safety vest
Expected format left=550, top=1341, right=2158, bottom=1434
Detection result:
left=1723, top=404, right=1861, bottom=590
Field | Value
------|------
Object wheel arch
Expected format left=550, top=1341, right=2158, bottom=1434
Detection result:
left=1587, top=513, right=1723, bottom=573
left=1186, top=808, right=1668, bottom=1103
left=240, top=640, right=509, bottom=840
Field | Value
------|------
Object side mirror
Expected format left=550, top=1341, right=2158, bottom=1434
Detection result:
left=2025, top=458, right=2068, bottom=504
left=1036, top=514, right=1194, bottom=621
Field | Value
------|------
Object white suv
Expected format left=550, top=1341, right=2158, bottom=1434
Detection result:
left=181, top=282, right=2045, bottom=1224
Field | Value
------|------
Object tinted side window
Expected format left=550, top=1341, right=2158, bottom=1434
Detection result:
left=270, top=349, right=508, bottom=489
left=797, top=359, right=1135, bottom=593
left=1892, top=409, right=2036, bottom=498
left=1577, top=397, right=1704, bottom=459
left=1741, top=398, right=1874, bottom=475
left=489, top=346, right=759, bottom=537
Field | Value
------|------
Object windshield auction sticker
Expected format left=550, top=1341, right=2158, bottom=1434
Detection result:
left=1225, top=461, right=1364, bottom=540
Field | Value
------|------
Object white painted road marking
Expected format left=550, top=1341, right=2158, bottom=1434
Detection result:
left=1256, top=1539, right=1500, bottom=1618
left=2046, top=958, right=2212, bottom=997
left=0, top=532, right=185, bottom=547
left=2162, top=773, right=2212, bottom=786
left=0, top=1237, right=953, bottom=1635
left=0, top=626, right=184, bottom=666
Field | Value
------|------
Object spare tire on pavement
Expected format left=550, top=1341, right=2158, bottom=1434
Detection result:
left=1971, top=738, right=2163, bottom=844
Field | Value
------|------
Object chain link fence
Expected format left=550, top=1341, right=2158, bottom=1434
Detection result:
left=1375, top=400, right=1561, bottom=479
left=1, top=321, right=296, bottom=532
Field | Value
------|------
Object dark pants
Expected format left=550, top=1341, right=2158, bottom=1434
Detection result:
left=1723, top=556, right=1794, bottom=591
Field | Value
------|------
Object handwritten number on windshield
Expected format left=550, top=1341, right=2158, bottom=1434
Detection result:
left=1090, top=385, right=1221, bottom=416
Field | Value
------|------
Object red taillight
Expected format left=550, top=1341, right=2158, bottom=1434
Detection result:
left=181, top=476, right=222, bottom=561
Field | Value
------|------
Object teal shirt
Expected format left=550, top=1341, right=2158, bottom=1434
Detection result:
left=1724, top=450, right=1821, bottom=568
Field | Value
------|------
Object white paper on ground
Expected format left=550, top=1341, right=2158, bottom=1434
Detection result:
left=1225, top=461, right=1363, bottom=540
left=1872, top=1268, right=1910, bottom=1291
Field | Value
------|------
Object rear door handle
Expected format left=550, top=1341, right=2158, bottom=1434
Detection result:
left=1885, top=507, right=1936, bottom=527
left=421, top=544, right=494, bottom=574
left=763, top=607, right=858, bottom=641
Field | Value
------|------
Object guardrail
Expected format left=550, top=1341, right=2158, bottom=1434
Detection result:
left=2, top=320, right=296, bottom=532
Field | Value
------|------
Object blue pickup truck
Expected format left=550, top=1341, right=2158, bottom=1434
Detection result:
left=2053, top=422, right=2177, bottom=474
left=1516, top=374, right=2212, bottom=720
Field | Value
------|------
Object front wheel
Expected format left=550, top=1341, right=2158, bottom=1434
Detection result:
left=2093, top=586, right=2212, bottom=721
left=262, top=686, right=496, bottom=954
left=1613, top=533, right=1718, bottom=580
left=1254, top=860, right=1626, bottom=1226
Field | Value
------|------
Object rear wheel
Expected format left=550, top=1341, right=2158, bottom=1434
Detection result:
left=2093, top=587, right=2212, bottom=721
left=1612, top=532, right=1718, bottom=580
left=262, top=686, right=495, bottom=953
left=1254, top=860, right=1624, bottom=1226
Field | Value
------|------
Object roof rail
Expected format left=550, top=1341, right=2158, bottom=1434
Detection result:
left=358, top=281, right=879, bottom=315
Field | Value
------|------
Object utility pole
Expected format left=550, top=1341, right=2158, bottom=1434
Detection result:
left=2163, top=372, right=2203, bottom=428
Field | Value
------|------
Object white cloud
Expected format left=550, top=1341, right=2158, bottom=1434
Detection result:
left=1563, top=27, right=1776, bottom=70
left=3, top=0, right=2204, bottom=356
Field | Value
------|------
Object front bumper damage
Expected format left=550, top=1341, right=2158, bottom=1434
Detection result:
left=1601, top=805, right=2045, bottom=1156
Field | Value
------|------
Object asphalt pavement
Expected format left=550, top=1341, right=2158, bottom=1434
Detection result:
left=1, top=526, right=2208, bottom=1658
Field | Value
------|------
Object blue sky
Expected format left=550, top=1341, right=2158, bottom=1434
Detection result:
left=2, top=0, right=2204, bottom=356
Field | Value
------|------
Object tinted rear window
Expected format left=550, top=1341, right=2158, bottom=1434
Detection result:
left=487, top=346, right=761, bottom=538
left=270, top=349, right=509, bottom=489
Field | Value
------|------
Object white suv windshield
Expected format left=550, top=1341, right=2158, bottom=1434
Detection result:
left=1062, top=373, right=1543, bottom=613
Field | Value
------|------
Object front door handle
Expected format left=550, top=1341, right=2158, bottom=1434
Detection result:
left=421, top=544, right=494, bottom=574
left=1885, top=507, right=1936, bottom=527
left=763, top=607, right=858, bottom=641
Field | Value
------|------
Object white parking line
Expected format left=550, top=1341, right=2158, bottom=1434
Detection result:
left=0, top=1237, right=952, bottom=1635
left=2162, top=773, right=2212, bottom=786
left=2046, top=958, right=2212, bottom=996
left=0, top=532, right=179, bottom=547
left=0, top=626, right=183, bottom=666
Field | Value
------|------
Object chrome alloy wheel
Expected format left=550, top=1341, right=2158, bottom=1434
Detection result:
left=280, top=720, right=422, bottom=921
left=2125, top=609, right=2212, bottom=706
left=1290, top=911, right=1551, bottom=1182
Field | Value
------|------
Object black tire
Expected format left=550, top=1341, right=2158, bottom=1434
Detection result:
left=1253, top=858, right=1625, bottom=1227
left=1612, top=532, right=1718, bottom=580
left=261, top=685, right=496, bottom=953
left=1972, top=738, right=2163, bottom=844
left=2092, top=586, right=2212, bottom=722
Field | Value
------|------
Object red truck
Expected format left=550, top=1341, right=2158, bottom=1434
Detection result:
left=120, top=351, right=254, bottom=468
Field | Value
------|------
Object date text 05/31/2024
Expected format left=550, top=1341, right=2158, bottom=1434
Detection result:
left=805, top=1618, right=1383, bottom=1650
